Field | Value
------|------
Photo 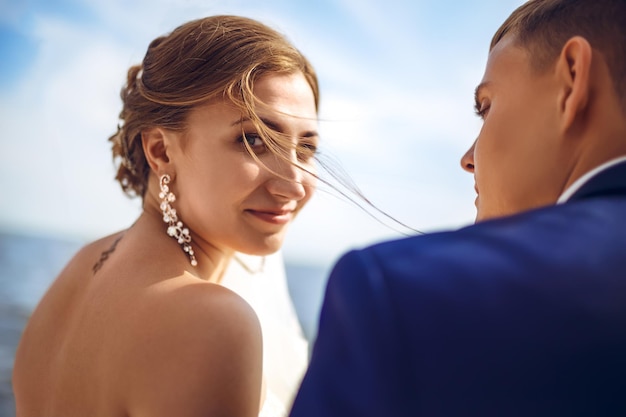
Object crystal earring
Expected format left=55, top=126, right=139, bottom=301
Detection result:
left=159, top=174, right=197, bottom=266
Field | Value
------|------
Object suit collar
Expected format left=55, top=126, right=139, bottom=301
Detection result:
left=567, top=159, right=626, bottom=202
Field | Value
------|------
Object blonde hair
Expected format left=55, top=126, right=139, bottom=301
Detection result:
left=109, top=15, right=319, bottom=197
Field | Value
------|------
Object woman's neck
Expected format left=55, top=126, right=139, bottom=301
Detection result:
left=140, top=194, right=234, bottom=284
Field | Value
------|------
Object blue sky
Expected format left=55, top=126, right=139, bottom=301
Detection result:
left=0, top=0, right=524, bottom=268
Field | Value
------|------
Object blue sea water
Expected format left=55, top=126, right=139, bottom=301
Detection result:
left=0, top=231, right=329, bottom=415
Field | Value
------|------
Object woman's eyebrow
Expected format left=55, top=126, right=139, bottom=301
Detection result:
left=232, top=117, right=319, bottom=137
left=231, top=117, right=280, bottom=131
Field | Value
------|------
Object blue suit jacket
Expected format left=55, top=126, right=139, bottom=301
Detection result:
left=290, top=162, right=626, bottom=417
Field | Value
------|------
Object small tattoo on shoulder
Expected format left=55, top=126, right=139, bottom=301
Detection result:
left=92, top=235, right=124, bottom=274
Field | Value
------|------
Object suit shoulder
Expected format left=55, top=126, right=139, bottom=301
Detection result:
left=343, top=198, right=626, bottom=295
left=355, top=204, right=586, bottom=273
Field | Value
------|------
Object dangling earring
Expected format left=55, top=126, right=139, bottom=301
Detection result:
left=159, top=174, right=197, bottom=266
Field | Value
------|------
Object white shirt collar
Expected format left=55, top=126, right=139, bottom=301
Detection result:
left=557, top=155, right=626, bottom=203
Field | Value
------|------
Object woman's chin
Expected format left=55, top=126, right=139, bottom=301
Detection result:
left=238, top=239, right=284, bottom=257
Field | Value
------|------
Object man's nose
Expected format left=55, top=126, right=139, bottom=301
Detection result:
left=461, top=141, right=476, bottom=173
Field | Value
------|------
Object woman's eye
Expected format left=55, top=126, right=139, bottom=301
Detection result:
left=297, top=142, right=318, bottom=161
left=239, top=133, right=266, bottom=152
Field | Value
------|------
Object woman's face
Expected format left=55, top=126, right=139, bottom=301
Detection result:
left=169, top=72, right=318, bottom=256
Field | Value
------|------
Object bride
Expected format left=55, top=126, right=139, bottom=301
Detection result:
left=13, top=15, right=318, bottom=417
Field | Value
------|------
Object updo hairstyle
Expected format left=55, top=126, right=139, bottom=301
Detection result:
left=109, top=15, right=319, bottom=197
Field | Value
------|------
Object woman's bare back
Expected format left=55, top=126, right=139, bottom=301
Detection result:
left=13, top=227, right=263, bottom=417
left=13, top=233, right=131, bottom=416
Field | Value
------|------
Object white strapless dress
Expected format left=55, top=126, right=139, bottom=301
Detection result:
left=221, top=252, right=308, bottom=417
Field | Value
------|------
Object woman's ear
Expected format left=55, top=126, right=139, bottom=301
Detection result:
left=142, top=127, right=173, bottom=174
left=556, top=36, right=592, bottom=133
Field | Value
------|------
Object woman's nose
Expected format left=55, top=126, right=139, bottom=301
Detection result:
left=265, top=153, right=308, bottom=201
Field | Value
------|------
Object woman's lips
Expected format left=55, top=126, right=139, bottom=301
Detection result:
left=245, top=209, right=293, bottom=225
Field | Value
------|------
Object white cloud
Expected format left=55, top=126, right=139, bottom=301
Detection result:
left=0, top=14, right=141, bottom=238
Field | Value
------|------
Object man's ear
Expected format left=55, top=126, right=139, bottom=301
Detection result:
left=556, top=36, right=592, bottom=133
left=142, top=127, right=173, bottom=174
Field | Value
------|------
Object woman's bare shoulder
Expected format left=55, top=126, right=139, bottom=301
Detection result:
left=145, top=277, right=262, bottom=348
left=64, top=231, right=126, bottom=273
left=126, top=278, right=263, bottom=417
left=24, top=231, right=127, bottom=310
left=25, top=231, right=130, bottom=321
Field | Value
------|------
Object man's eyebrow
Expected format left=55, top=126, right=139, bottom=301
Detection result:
left=474, top=81, right=490, bottom=112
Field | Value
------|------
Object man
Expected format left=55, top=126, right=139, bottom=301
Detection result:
left=289, top=0, right=626, bottom=415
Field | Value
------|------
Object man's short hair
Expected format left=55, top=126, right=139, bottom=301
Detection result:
left=491, top=0, right=626, bottom=109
